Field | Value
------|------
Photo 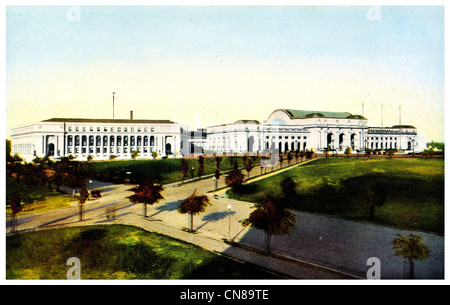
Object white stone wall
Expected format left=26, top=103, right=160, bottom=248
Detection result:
left=11, top=120, right=184, bottom=162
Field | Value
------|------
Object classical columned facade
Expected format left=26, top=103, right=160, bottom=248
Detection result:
left=11, top=118, right=186, bottom=162
left=203, top=109, right=426, bottom=155
left=11, top=109, right=428, bottom=162
left=66, top=133, right=177, bottom=159
left=366, top=126, right=425, bottom=153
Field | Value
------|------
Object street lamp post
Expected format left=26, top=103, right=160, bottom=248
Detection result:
left=227, top=204, right=232, bottom=242
left=89, top=180, right=92, bottom=200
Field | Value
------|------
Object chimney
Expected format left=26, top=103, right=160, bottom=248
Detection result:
left=130, top=110, right=133, bottom=120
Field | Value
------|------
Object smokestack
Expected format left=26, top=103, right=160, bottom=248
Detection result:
left=130, top=111, right=133, bottom=120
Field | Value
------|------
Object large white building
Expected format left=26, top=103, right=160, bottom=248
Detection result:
left=11, top=115, right=189, bottom=162
left=204, top=109, right=427, bottom=155
left=10, top=108, right=427, bottom=162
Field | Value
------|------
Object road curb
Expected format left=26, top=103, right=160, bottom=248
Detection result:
left=224, top=240, right=363, bottom=279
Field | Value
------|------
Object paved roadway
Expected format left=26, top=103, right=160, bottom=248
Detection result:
left=6, top=160, right=444, bottom=279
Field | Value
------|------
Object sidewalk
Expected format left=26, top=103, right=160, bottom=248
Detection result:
left=7, top=158, right=444, bottom=279
left=59, top=203, right=352, bottom=279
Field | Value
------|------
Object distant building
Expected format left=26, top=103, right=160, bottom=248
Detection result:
left=10, top=108, right=427, bottom=162
left=204, top=109, right=426, bottom=155
left=11, top=115, right=188, bottom=162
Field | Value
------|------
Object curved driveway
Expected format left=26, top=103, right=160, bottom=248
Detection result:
left=7, top=160, right=444, bottom=279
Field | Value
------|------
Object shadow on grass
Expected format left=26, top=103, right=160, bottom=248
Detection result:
left=231, top=172, right=444, bottom=234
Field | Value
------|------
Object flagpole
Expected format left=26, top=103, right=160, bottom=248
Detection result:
left=112, top=92, right=116, bottom=119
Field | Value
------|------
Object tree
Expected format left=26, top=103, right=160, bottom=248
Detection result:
left=87, top=155, right=94, bottom=162
left=287, top=152, right=293, bottom=166
left=6, top=139, right=13, bottom=163
left=12, top=153, right=23, bottom=165
left=215, top=156, right=222, bottom=169
left=198, top=155, right=205, bottom=179
left=52, top=162, right=67, bottom=192
left=241, top=196, right=296, bottom=253
left=365, top=182, right=387, bottom=221
left=64, top=161, right=87, bottom=197
left=180, top=158, right=189, bottom=184
left=9, top=189, right=22, bottom=232
left=214, top=168, right=221, bottom=195
left=278, top=154, right=284, bottom=169
left=386, top=149, right=398, bottom=159
left=243, top=156, right=254, bottom=179
left=344, top=146, right=352, bottom=157
left=294, top=150, right=300, bottom=164
left=225, top=161, right=245, bottom=191
left=393, top=233, right=430, bottom=279
left=79, top=185, right=89, bottom=221
left=151, top=151, right=158, bottom=160
left=299, top=150, right=305, bottom=162
left=178, top=189, right=211, bottom=232
left=127, top=180, right=164, bottom=218
left=229, top=156, right=235, bottom=170
left=305, top=149, right=315, bottom=160
left=132, top=150, right=139, bottom=160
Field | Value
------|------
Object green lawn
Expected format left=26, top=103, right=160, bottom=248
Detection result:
left=228, top=158, right=444, bottom=234
left=87, top=156, right=259, bottom=185
left=6, top=225, right=280, bottom=279
left=6, top=176, right=77, bottom=216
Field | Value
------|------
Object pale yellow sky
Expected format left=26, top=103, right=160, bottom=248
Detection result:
left=5, top=6, right=444, bottom=142
left=6, top=58, right=444, bottom=141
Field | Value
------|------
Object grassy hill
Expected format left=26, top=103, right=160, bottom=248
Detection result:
left=6, top=225, right=280, bottom=279
left=227, top=158, right=444, bottom=234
